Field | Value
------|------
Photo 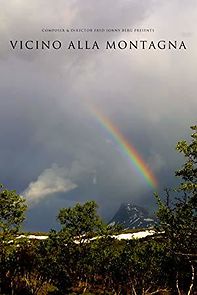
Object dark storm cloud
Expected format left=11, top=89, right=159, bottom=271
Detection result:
left=0, top=1, right=197, bottom=230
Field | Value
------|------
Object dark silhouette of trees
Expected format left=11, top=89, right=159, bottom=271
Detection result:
left=156, top=125, right=197, bottom=294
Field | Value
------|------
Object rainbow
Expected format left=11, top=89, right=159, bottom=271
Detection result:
left=89, top=106, right=158, bottom=189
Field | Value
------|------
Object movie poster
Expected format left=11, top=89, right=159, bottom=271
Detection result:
left=1, top=1, right=196, bottom=232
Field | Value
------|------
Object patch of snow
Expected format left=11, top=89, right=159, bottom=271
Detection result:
left=108, top=221, right=115, bottom=226
left=16, top=235, right=48, bottom=240
left=129, top=217, right=141, bottom=226
left=12, top=230, right=157, bottom=244
left=112, top=230, right=155, bottom=240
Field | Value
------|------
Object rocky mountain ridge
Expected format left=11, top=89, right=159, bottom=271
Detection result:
left=109, top=203, right=156, bottom=229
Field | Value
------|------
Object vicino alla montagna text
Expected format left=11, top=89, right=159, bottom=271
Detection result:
left=10, top=39, right=187, bottom=50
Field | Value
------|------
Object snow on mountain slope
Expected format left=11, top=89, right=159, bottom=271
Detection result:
left=109, top=203, right=156, bottom=229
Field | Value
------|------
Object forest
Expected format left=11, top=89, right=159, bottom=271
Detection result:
left=0, top=126, right=196, bottom=295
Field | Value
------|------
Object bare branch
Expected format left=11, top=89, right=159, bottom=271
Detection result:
left=187, top=260, right=195, bottom=295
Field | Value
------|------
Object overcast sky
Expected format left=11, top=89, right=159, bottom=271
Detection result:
left=0, top=0, right=197, bottom=231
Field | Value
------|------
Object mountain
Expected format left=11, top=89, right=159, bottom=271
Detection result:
left=109, top=203, right=156, bottom=229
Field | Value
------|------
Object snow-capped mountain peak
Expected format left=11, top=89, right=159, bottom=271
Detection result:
left=109, top=203, right=156, bottom=229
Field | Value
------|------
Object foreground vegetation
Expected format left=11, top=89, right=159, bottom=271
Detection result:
left=0, top=126, right=196, bottom=294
